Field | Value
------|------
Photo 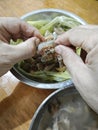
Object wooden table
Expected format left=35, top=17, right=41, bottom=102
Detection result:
left=0, top=0, right=98, bottom=130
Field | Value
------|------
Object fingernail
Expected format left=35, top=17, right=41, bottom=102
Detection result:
left=40, top=36, right=45, bottom=42
left=54, top=40, right=60, bottom=45
left=30, top=37, right=40, bottom=45
left=55, top=46, right=62, bottom=54
left=35, top=38, right=40, bottom=46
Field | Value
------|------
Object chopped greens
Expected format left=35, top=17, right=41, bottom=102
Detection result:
left=17, top=64, right=71, bottom=83
left=39, top=16, right=80, bottom=35
left=27, top=20, right=50, bottom=29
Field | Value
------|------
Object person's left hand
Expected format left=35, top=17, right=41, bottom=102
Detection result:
left=0, top=17, right=44, bottom=76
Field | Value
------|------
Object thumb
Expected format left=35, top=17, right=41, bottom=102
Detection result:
left=11, top=37, right=40, bottom=63
left=55, top=45, right=88, bottom=78
left=55, top=45, right=98, bottom=113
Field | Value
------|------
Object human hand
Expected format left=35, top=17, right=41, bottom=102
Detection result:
left=55, top=25, right=98, bottom=113
left=0, top=17, right=44, bottom=76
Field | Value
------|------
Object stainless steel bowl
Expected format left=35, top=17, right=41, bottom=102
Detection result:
left=11, top=9, right=87, bottom=89
left=29, top=85, right=98, bottom=130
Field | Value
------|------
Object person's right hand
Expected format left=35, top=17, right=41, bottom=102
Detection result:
left=55, top=25, right=98, bottom=113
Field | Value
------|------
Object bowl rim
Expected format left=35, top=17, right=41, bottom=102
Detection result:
left=21, top=8, right=87, bottom=25
left=11, top=8, right=87, bottom=89
left=29, top=84, right=74, bottom=130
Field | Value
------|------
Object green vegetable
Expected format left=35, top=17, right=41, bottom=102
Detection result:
left=17, top=64, right=71, bottom=82
left=40, top=16, right=81, bottom=35
left=76, top=47, right=81, bottom=55
left=27, top=20, right=50, bottom=29
left=10, top=39, right=23, bottom=45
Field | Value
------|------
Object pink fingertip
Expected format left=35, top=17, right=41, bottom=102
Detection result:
left=55, top=45, right=62, bottom=54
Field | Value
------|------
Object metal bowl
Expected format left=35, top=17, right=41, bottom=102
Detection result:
left=11, top=9, right=87, bottom=89
left=29, top=85, right=98, bottom=130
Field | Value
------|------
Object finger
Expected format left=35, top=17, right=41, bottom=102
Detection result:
left=1, top=17, right=44, bottom=42
left=55, top=45, right=95, bottom=96
left=20, top=23, right=45, bottom=41
left=55, top=25, right=98, bottom=53
left=55, top=28, right=86, bottom=49
left=55, top=45, right=88, bottom=80
left=55, top=44, right=98, bottom=114
left=33, top=30, right=45, bottom=42
left=55, top=32, right=70, bottom=46
left=11, top=37, right=40, bottom=63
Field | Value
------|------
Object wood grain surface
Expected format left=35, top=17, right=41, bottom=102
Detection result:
left=0, top=0, right=98, bottom=130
